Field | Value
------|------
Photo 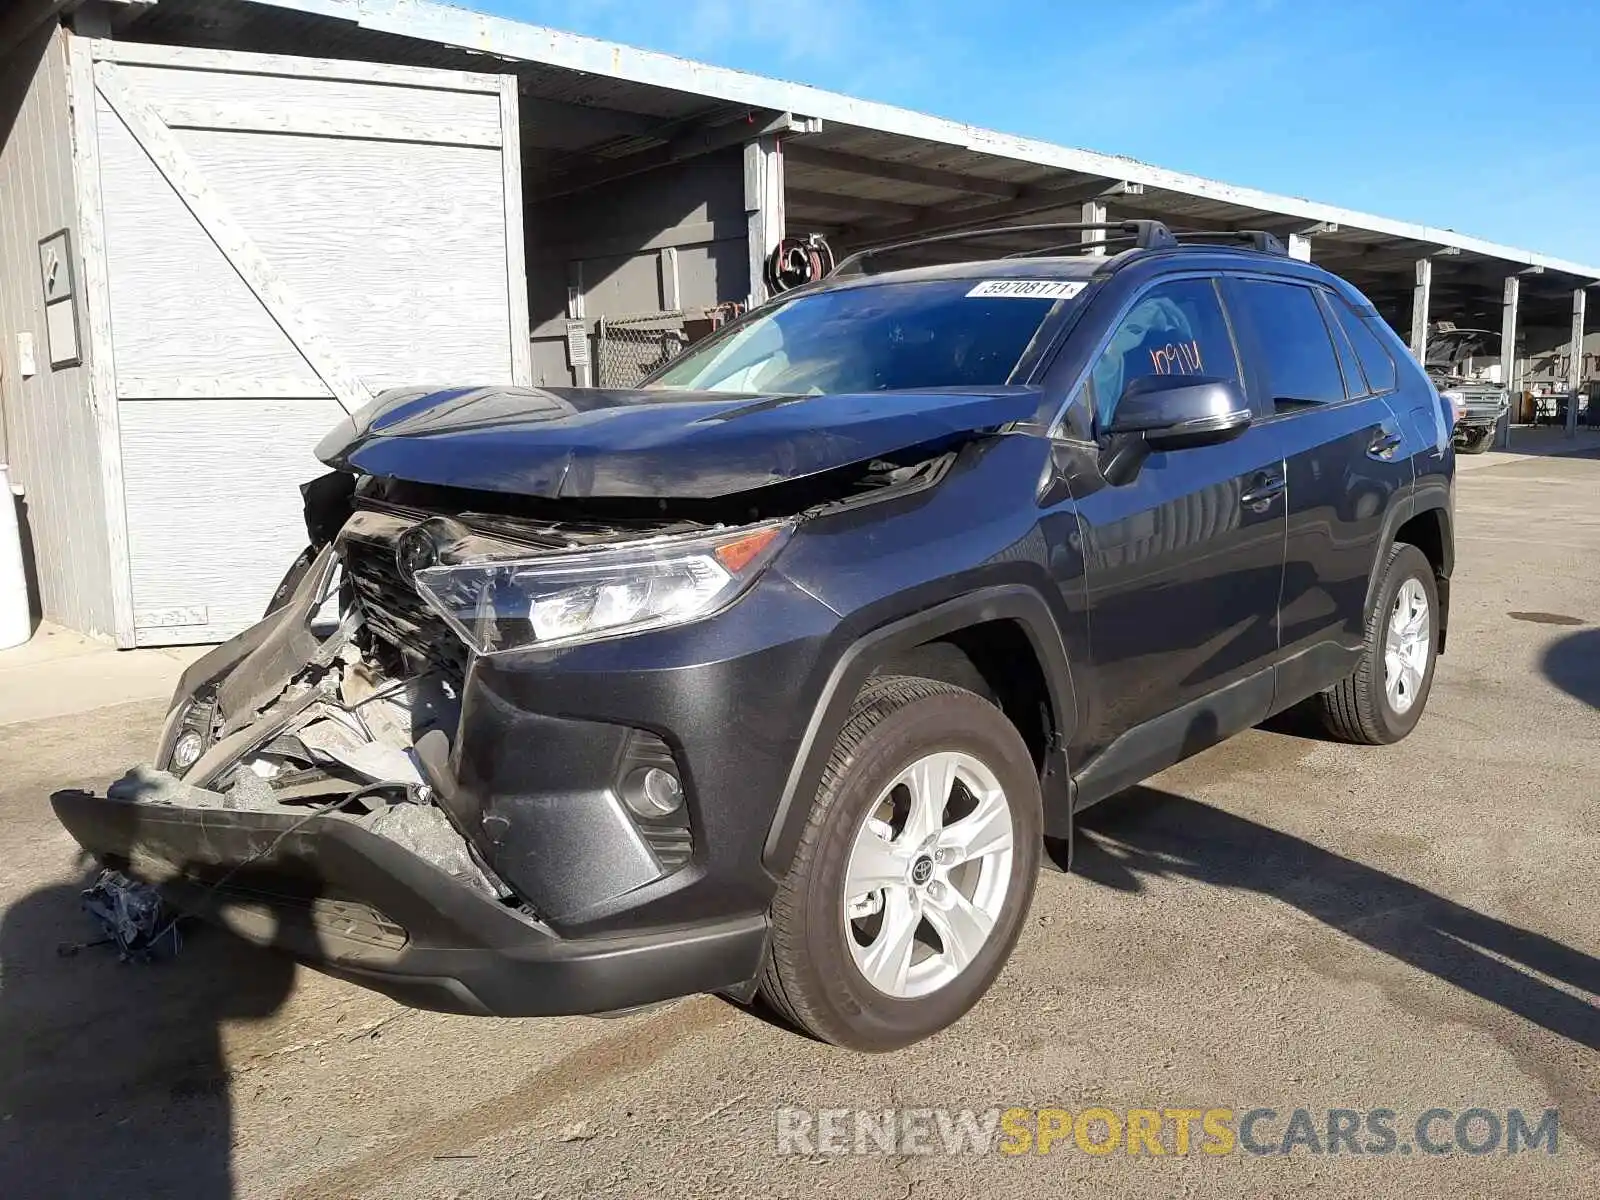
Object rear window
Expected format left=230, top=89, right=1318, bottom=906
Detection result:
left=1318, top=291, right=1370, bottom=398
left=646, top=279, right=1078, bottom=395
left=1331, top=295, right=1399, bottom=394
left=1231, top=279, right=1347, bottom=409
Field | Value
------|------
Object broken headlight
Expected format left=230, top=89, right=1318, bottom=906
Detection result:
left=158, top=682, right=219, bottom=777
left=413, top=519, right=793, bottom=655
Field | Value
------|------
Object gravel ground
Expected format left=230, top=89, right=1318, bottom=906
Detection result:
left=1, top=450, right=1596, bottom=1200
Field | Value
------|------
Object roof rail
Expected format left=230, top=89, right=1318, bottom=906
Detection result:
left=1173, top=229, right=1289, bottom=256
left=830, top=220, right=1178, bottom=276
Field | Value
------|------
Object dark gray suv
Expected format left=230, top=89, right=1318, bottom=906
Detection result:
left=55, top=222, right=1454, bottom=1050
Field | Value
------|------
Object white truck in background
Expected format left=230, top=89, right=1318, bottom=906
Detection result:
left=1426, top=324, right=1511, bottom=454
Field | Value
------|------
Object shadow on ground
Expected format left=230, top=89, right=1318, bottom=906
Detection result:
left=1541, top=626, right=1600, bottom=709
left=1074, top=786, right=1600, bottom=1051
left=0, top=866, right=296, bottom=1200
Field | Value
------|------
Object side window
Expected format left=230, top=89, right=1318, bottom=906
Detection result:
left=1331, top=295, right=1398, bottom=394
left=1090, top=278, right=1241, bottom=427
left=1231, top=279, right=1347, bottom=410
left=1318, top=291, right=1370, bottom=398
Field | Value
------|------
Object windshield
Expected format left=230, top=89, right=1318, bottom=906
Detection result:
left=646, top=278, right=1080, bottom=395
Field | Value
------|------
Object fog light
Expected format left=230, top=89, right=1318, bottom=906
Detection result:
left=172, top=730, right=204, bottom=772
left=623, top=766, right=683, bottom=818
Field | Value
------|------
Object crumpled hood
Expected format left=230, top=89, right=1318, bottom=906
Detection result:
left=316, top=384, right=1044, bottom=499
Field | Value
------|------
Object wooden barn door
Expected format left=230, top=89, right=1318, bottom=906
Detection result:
left=70, top=38, right=529, bottom=645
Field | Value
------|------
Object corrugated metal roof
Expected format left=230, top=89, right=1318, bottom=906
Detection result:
left=112, top=0, right=1597, bottom=328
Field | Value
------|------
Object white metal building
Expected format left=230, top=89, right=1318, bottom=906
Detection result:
left=2, top=0, right=1597, bottom=647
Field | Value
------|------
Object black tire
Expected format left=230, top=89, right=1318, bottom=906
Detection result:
left=1315, top=543, right=1439, bottom=744
left=1457, top=428, right=1494, bottom=454
left=758, top=676, right=1042, bottom=1051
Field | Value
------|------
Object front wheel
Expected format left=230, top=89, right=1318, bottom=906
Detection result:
left=1314, top=543, right=1439, bottom=744
left=759, top=676, right=1041, bottom=1051
left=1456, top=427, right=1494, bottom=454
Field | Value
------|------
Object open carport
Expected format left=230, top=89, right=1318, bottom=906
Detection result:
left=4, top=0, right=1598, bottom=648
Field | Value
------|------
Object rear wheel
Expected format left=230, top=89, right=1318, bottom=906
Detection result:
left=759, top=676, right=1041, bottom=1051
left=1315, top=542, right=1439, bottom=744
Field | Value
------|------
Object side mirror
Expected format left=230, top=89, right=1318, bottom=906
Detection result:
left=1107, top=375, right=1252, bottom=452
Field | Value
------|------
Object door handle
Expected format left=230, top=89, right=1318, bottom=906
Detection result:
left=1240, top=472, right=1285, bottom=511
left=1368, top=429, right=1404, bottom=460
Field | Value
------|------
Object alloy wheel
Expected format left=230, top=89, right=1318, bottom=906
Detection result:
left=842, top=750, right=1015, bottom=999
left=1384, top=576, right=1431, bottom=715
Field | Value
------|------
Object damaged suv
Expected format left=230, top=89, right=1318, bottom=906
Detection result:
left=54, top=222, right=1454, bottom=1051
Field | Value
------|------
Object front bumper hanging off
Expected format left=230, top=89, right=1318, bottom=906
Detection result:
left=51, top=775, right=767, bottom=1017
left=49, top=500, right=846, bottom=1018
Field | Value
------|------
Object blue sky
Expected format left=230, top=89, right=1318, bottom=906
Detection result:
left=474, top=0, right=1600, bottom=265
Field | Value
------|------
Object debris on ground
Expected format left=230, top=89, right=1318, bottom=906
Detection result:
left=79, top=868, right=181, bottom=962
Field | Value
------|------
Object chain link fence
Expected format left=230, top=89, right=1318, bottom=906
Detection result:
left=594, top=305, right=743, bottom=388
left=595, top=311, right=690, bottom=389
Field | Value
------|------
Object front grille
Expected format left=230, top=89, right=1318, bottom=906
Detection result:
left=1457, top=387, right=1507, bottom=420
left=337, top=510, right=467, bottom=676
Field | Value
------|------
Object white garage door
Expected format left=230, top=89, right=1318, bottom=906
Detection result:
left=72, top=39, right=529, bottom=646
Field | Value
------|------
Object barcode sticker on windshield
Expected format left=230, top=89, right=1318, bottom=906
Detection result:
left=966, top=280, right=1086, bottom=300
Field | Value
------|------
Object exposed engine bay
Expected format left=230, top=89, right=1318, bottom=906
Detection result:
left=140, top=449, right=955, bottom=915
left=146, top=475, right=712, bottom=907
left=147, top=545, right=509, bottom=902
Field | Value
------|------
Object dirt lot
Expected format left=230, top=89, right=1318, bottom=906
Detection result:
left=1, top=449, right=1596, bottom=1200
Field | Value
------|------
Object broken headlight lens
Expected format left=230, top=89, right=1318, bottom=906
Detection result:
left=412, top=519, right=794, bottom=655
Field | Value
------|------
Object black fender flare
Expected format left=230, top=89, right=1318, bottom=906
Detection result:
left=1362, top=491, right=1454, bottom=634
left=761, top=584, right=1078, bottom=874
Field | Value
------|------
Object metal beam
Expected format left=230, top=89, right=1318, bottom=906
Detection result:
left=534, top=109, right=800, bottom=199
left=786, top=187, right=927, bottom=221
left=1257, top=216, right=1341, bottom=237
left=1566, top=287, right=1587, bottom=438
left=1498, top=276, right=1519, bottom=448
left=783, top=145, right=1017, bottom=199
left=518, top=96, right=679, bottom=146
left=1410, top=258, right=1433, bottom=361
left=843, top=175, right=1119, bottom=243
left=1316, top=248, right=1461, bottom=275
left=529, top=216, right=747, bottom=264
left=1081, top=198, right=1107, bottom=257
left=746, top=134, right=784, bottom=307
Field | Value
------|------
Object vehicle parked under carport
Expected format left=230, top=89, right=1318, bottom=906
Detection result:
left=1426, top=326, right=1510, bottom=454
left=52, top=222, right=1455, bottom=1051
